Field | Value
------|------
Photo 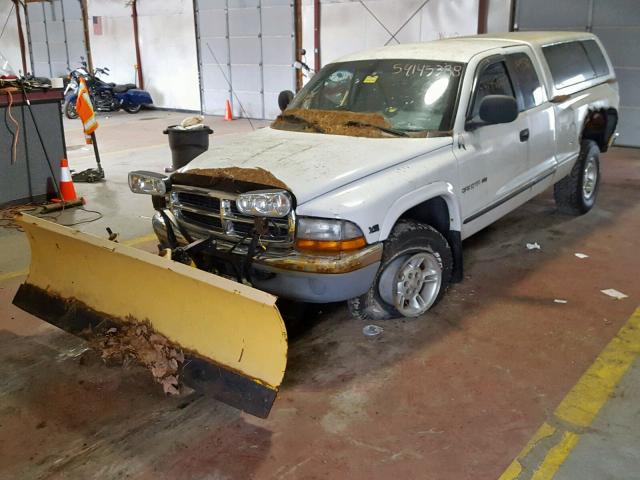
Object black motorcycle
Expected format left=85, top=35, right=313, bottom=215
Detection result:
left=63, top=60, right=153, bottom=119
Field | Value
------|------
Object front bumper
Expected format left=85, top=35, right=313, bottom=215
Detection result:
left=152, top=211, right=381, bottom=303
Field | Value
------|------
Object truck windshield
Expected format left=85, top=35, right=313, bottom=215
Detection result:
left=272, top=59, right=464, bottom=138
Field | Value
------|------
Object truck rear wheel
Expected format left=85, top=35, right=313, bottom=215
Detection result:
left=347, top=220, right=452, bottom=320
left=554, top=140, right=600, bottom=215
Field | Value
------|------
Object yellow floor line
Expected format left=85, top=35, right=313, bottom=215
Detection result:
left=122, top=233, right=158, bottom=246
left=498, top=423, right=556, bottom=480
left=498, top=307, right=640, bottom=479
left=0, top=233, right=157, bottom=282
left=530, top=432, right=580, bottom=480
left=554, top=309, right=640, bottom=428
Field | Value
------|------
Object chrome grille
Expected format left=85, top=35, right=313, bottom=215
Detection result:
left=169, top=185, right=294, bottom=248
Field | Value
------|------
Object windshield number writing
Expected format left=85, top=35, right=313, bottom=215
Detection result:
left=392, top=63, right=462, bottom=77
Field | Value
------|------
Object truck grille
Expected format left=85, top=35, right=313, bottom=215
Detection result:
left=169, top=186, right=294, bottom=248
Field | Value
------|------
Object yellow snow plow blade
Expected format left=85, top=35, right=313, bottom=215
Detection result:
left=13, top=214, right=287, bottom=418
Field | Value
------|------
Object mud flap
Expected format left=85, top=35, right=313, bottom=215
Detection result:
left=12, top=214, right=287, bottom=418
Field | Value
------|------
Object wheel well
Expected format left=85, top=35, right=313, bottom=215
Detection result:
left=399, top=196, right=450, bottom=237
left=398, top=196, right=463, bottom=283
left=582, top=108, right=618, bottom=152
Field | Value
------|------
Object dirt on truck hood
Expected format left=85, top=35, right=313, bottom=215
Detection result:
left=179, top=127, right=452, bottom=204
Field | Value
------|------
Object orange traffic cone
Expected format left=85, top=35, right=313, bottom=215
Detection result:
left=224, top=99, right=233, bottom=121
left=54, top=159, right=79, bottom=202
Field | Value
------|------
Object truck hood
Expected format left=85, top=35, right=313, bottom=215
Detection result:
left=182, top=127, right=452, bottom=204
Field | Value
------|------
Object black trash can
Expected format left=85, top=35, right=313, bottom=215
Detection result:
left=163, top=125, right=213, bottom=172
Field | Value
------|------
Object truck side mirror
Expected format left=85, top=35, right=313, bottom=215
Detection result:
left=479, top=95, right=518, bottom=125
left=278, top=90, right=294, bottom=112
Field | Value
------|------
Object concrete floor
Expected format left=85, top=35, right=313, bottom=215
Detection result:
left=556, top=356, right=640, bottom=480
left=0, top=110, right=639, bottom=479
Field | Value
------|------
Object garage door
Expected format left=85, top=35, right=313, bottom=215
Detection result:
left=194, top=0, right=296, bottom=119
left=25, top=0, right=87, bottom=78
left=515, top=0, right=640, bottom=147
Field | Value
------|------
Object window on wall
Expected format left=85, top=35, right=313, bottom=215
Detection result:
left=542, top=40, right=610, bottom=90
left=470, top=61, right=515, bottom=119
left=507, top=53, right=544, bottom=111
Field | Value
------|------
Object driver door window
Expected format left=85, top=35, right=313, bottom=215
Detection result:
left=470, top=61, right=515, bottom=119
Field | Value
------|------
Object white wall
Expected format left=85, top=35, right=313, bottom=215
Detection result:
left=137, top=0, right=200, bottom=110
left=0, top=1, right=30, bottom=75
left=487, top=0, right=512, bottom=32
left=301, top=1, right=315, bottom=71
left=87, top=0, right=200, bottom=110
left=87, top=0, right=137, bottom=85
left=301, top=0, right=480, bottom=68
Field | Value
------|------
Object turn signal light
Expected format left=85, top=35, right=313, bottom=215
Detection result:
left=296, top=236, right=367, bottom=253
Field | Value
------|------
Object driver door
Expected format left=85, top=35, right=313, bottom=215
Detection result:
left=454, top=56, right=530, bottom=234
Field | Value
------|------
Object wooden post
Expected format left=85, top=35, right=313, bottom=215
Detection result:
left=294, top=0, right=302, bottom=90
left=477, top=0, right=488, bottom=34
left=13, top=0, right=28, bottom=75
left=131, top=0, right=144, bottom=89
left=79, top=0, right=94, bottom=73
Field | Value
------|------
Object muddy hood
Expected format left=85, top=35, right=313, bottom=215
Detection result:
left=182, top=127, right=452, bottom=204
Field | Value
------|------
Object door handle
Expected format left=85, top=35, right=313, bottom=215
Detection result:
left=519, top=128, right=530, bottom=142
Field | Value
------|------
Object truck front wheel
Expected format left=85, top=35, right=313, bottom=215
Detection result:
left=347, top=220, right=452, bottom=320
left=554, top=140, right=600, bottom=215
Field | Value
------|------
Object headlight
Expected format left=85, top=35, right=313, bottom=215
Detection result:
left=128, top=171, right=168, bottom=195
left=236, top=190, right=292, bottom=217
left=296, top=217, right=366, bottom=252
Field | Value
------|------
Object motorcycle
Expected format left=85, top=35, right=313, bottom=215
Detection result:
left=63, top=59, right=153, bottom=119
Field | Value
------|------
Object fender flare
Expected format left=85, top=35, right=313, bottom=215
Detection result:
left=379, top=181, right=462, bottom=240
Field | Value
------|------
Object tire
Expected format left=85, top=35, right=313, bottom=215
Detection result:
left=64, top=99, right=78, bottom=119
left=554, top=140, right=601, bottom=215
left=124, top=104, right=142, bottom=114
left=347, top=220, right=453, bottom=321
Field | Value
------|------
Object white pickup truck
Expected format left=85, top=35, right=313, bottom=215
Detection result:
left=130, top=32, right=619, bottom=320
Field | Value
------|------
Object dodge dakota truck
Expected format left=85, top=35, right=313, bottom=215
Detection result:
left=130, top=31, right=619, bottom=320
